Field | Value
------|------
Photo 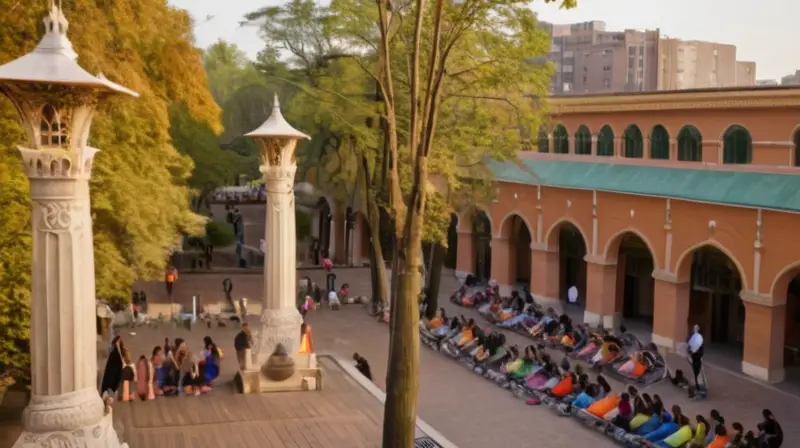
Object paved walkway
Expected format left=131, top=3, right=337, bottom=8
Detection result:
left=301, top=268, right=799, bottom=442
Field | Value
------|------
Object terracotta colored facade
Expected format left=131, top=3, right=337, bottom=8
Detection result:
left=454, top=87, right=800, bottom=384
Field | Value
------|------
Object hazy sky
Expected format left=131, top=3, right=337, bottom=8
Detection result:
left=168, top=0, right=798, bottom=80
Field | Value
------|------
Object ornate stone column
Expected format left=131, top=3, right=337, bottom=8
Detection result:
left=0, top=4, right=137, bottom=447
left=246, top=95, right=310, bottom=363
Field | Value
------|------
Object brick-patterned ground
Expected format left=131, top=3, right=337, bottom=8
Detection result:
left=141, top=268, right=800, bottom=446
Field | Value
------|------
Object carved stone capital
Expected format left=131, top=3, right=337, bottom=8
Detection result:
left=15, top=411, right=126, bottom=448
left=33, top=200, right=88, bottom=233
left=254, top=307, right=303, bottom=364
left=22, top=388, right=105, bottom=434
left=18, top=146, right=100, bottom=180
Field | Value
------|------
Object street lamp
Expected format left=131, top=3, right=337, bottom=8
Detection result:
left=0, top=2, right=136, bottom=447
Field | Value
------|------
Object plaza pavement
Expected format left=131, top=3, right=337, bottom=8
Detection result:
left=139, top=267, right=800, bottom=445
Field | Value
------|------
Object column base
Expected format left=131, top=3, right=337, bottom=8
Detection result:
left=583, top=310, right=622, bottom=330
left=454, top=270, right=470, bottom=281
left=254, top=307, right=303, bottom=366
left=533, top=295, right=562, bottom=311
left=742, top=361, right=786, bottom=384
left=14, top=412, right=126, bottom=448
left=238, top=353, right=323, bottom=394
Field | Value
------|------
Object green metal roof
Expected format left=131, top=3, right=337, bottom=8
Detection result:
left=489, top=159, right=800, bottom=213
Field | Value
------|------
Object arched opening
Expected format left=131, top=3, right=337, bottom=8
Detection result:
left=574, top=125, right=592, bottom=155
left=611, top=232, right=655, bottom=331
left=553, top=124, right=569, bottom=154
left=650, top=125, right=670, bottom=160
left=677, top=125, right=703, bottom=162
left=444, top=213, right=459, bottom=269
left=722, top=125, right=752, bottom=165
left=500, top=215, right=532, bottom=286
left=472, top=210, right=492, bottom=283
left=597, top=125, right=614, bottom=156
left=316, top=198, right=332, bottom=261
left=793, top=129, right=800, bottom=167
left=537, top=127, right=549, bottom=153
left=40, top=104, right=68, bottom=147
left=681, top=246, right=745, bottom=352
left=555, top=222, right=587, bottom=307
left=623, top=124, right=644, bottom=158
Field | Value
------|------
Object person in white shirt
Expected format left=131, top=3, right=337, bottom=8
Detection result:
left=687, top=324, right=705, bottom=388
left=567, top=285, right=579, bottom=304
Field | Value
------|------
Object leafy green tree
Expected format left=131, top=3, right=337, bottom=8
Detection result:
left=205, top=220, right=236, bottom=247
left=0, top=0, right=220, bottom=378
left=328, top=0, right=575, bottom=445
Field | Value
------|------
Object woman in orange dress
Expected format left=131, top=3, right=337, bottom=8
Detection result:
left=299, top=323, right=314, bottom=354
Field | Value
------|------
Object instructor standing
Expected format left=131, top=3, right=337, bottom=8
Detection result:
left=687, top=324, right=705, bottom=389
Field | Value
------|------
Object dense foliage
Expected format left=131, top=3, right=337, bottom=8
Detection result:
left=0, top=0, right=220, bottom=378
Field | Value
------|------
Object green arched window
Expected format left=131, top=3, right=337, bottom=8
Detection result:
left=722, top=125, right=752, bottom=164
left=650, top=125, right=670, bottom=160
left=537, top=127, right=549, bottom=153
left=574, top=125, right=592, bottom=155
left=597, top=125, right=614, bottom=156
left=553, top=125, right=569, bottom=154
left=623, top=125, right=644, bottom=158
left=677, top=125, right=702, bottom=161
left=794, top=129, right=800, bottom=167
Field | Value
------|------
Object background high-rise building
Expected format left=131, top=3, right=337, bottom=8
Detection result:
left=781, top=70, right=800, bottom=86
left=541, top=21, right=757, bottom=94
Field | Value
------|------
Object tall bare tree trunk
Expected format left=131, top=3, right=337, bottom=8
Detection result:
left=361, top=154, right=390, bottom=310
left=424, top=243, right=446, bottom=320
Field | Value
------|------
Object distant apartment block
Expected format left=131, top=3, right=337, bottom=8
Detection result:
left=781, top=70, right=800, bottom=85
left=541, top=21, right=757, bottom=94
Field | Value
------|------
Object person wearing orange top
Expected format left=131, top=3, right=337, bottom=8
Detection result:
left=299, top=323, right=313, bottom=354
left=706, top=424, right=730, bottom=448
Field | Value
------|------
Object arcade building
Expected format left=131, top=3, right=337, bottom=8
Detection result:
left=452, top=86, right=800, bottom=384
left=309, top=86, right=800, bottom=385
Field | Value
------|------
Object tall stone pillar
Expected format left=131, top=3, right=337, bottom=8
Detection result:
left=584, top=257, right=620, bottom=328
left=490, top=237, right=512, bottom=296
left=455, top=230, right=473, bottom=280
left=245, top=95, right=310, bottom=363
left=741, top=292, right=786, bottom=383
left=0, top=4, right=137, bottom=446
left=530, top=244, right=560, bottom=307
left=651, top=270, right=690, bottom=351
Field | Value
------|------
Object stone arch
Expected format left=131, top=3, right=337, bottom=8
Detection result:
left=458, top=203, right=494, bottom=235
left=604, top=229, right=659, bottom=324
left=601, top=227, right=660, bottom=270
left=574, top=125, right=592, bottom=155
left=623, top=124, right=644, bottom=158
left=545, top=218, right=590, bottom=250
left=650, top=125, right=670, bottom=160
left=49, top=160, right=59, bottom=176
left=674, top=240, right=749, bottom=346
left=496, top=210, right=534, bottom=239
left=552, top=124, right=570, bottom=154
left=721, top=124, right=753, bottom=165
left=597, top=125, right=615, bottom=156
left=674, top=239, right=749, bottom=290
left=677, top=125, right=703, bottom=162
left=769, top=260, right=800, bottom=300
left=498, top=213, right=534, bottom=285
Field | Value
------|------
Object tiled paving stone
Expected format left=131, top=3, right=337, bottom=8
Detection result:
left=143, top=267, right=800, bottom=446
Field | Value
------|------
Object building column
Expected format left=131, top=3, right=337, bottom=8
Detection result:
left=530, top=244, right=560, bottom=307
left=351, top=214, right=364, bottom=265
left=331, top=208, right=346, bottom=264
left=669, top=138, right=677, bottom=161
left=614, top=137, right=623, bottom=157
left=567, top=137, right=575, bottom=154
left=16, top=163, right=122, bottom=445
left=255, top=151, right=303, bottom=363
left=584, top=257, right=620, bottom=328
left=490, top=237, right=513, bottom=296
left=651, top=270, right=690, bottom=351
left=741, top=291, right=786, bottom=383
left=455, top=231, right=474, bottom=280
left=590, top=136, right=597, bottom=155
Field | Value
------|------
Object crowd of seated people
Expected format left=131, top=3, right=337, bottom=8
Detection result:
left=100, top=335, right=223, bottom=402
left=425, top=283, right=784, bottom=447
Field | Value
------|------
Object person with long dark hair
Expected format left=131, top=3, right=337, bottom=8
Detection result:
left=101, top=336, right=124, bottom=395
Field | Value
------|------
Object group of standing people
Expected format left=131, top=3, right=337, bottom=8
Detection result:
left=100, top=334, right=222, bottom=402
